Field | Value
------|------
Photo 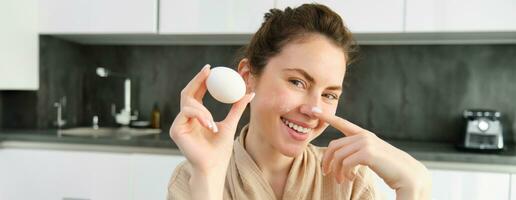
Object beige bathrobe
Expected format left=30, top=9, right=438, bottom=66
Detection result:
left=168, top=125, right=378, bottom=199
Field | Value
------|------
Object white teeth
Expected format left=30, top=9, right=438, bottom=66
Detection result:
left=281, top=118, right=312, bottom=134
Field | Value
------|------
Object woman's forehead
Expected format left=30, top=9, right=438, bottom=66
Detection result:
left=265, top=36, right=347, bottom=84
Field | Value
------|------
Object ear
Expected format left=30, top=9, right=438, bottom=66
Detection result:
left=237, top=58, right=255, bottom=93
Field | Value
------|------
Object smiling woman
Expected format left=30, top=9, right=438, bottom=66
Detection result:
left=168, top=3, right=431, bottom=200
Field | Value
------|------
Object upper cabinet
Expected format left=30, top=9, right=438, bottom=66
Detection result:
left=406, top=0, right=516, bottom=32
left=0, top=0, right=38, bottom=90
left=276, top=0, right=405, bottom=33
left=33, top=0, right=516, bottom=44
left=159, top=0, right=275, bottom=34
left=39, top=0, right=157, bottom=34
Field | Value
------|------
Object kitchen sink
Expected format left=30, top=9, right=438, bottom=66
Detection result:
left=58, top=127, right=161, bottom=139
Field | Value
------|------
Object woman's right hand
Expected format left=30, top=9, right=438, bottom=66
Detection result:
left=170, top=64, right=255, bottom=175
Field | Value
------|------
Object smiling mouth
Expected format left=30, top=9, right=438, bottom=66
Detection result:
left=280, top=117, right=313, bottom=134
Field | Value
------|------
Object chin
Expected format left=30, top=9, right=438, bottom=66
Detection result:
left=277, top=142, right=308, bottom=157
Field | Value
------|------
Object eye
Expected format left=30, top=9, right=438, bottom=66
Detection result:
left=289, top=79, right=306, bottom=89
left=323, top=93, right=339, bottom=100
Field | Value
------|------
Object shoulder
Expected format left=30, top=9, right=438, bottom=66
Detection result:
left=167, top=161, right=193, bottom=199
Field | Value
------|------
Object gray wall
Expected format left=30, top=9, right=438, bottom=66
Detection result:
left=79, top=44, right=244, bottom=130
left=0, top=92, right=2, bottom=128
left=37, top=35, right=88, bottom=129
left=341, top=45, right=516, bottom=143
left=0, top=91, right=37, bottom=129
left=1, top=36, right=515, bottom=144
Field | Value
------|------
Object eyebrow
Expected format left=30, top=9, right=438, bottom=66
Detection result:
left=283, top=68, right=342, bottom=91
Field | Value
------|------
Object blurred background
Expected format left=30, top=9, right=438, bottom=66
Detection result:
left=1, top=0, right=516, bottom=199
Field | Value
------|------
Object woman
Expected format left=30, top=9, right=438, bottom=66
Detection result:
left=168, top=3, right=431, bottom=200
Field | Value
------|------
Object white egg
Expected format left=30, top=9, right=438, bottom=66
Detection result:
left=206, top=66, right=246, bottom=104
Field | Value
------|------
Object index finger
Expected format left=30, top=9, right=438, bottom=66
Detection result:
left=311, top=107, right=365, bottom=136
left=181, top=64, right=211, bottom=98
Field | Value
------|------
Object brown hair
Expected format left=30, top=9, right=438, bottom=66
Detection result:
left=241, top=3, right=357, bottom=76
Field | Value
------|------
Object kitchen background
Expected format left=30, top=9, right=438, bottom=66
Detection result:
left=1, top=36, right=515, bottom=144
left=2, top=0, right=516, bottom=200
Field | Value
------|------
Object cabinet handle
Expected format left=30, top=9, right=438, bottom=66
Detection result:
left=62, top=198, right=90, bottom=200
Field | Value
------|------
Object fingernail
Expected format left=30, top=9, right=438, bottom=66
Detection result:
left=207, top=118, right=213, bottom=128
left=202, top=64, right=210, bottom=71
left=212, top=121, right=218, bottom=133
left=312, top=106, right=322, bottom=114
left=249, top=92, right=256, bottom=101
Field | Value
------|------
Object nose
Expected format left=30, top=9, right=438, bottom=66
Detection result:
left=299, top=94, right=322, bottom=119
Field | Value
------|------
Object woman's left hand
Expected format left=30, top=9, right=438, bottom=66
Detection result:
left=312, top=108, right=431, bottom=199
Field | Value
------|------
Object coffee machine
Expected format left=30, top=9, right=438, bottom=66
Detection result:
left=458, top=109, right=504, bottom=151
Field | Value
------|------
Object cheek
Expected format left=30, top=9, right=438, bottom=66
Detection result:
left=326, top=105, right=338, bottom=115
left=277, top=96, right=294, bottom=114
left=255, top=86, right=297, bottom=115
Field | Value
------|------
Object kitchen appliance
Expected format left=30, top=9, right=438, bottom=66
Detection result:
left=458, top=109, right=504, bottom=151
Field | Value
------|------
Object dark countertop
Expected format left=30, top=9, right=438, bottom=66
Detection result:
left=0, top=129, right=178, bottom=149
left=2, top=129, right=516, bottom=167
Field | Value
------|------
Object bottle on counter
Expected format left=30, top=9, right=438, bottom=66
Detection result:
left=151, top=102, right=161, bottom=129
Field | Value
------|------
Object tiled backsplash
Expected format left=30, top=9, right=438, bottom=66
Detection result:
left=1, top=36, right=515, bottom=144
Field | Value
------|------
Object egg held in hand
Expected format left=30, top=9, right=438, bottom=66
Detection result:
left=206, top=66, right=246, bottom=104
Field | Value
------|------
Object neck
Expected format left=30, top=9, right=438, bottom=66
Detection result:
left=245, top=121, right=294, bottom=175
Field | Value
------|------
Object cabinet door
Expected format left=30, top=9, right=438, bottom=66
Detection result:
left=509, top=174, right=516, bottom=200
left=0, top=0, right=38, bottom=90
left=406, top=0, right=516, bottom=32
left=159, top=0, right=275, bottom=34
left=39, top=0, right=157, bottom=34
left=431, top=169, right=510, bottom=200
left=132, top=153, right=185, bottom=200
left=276, top=0, right=405, bottom=33
left=0, top=148, right=132, bottom=200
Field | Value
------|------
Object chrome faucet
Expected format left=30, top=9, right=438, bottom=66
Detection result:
left=96, top=67, right=138, bottom=126
left=92, top=115, right=99, bottom=129
left=53, top=96, right=67, bottom=129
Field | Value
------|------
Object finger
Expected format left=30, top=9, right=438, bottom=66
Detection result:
left=322, top=136, right=360, bottom=175
left=193, top=79, right=208, bottom=102
left=340, top=152, right=365, bottom=182
left=181, top=64, right=211, bottom=100
left=350, top=167, right=359, bottom=180
left=185, top=98, right=215, bottom=125
left=311, top=107, right=366, bottom=136
left=338, top=161, right=359, bottom=184
left=331, top=141, right=362, bottom=183
left=223, top=92, right=255, bottom=127
left=180, top=106, right=214, bottom=131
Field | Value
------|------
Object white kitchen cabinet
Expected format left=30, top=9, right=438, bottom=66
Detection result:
left=0, top=0, right=39, bottom=90
left=275, top=0, right=405, bottom=33
left=159, top=0, right=275, bottom=34
left=431, top=169, right=510, bottom=200
left=0, top=148, right=132, bottom=200
left=39, top=0, right=157, bottom=34
left=372, top=168, right=512, bottom=200
left=406, top=0, right=516, bottom=32
left=132, top=153, right=185, bottom=200
left=0, top=148, right=185, bottom=200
